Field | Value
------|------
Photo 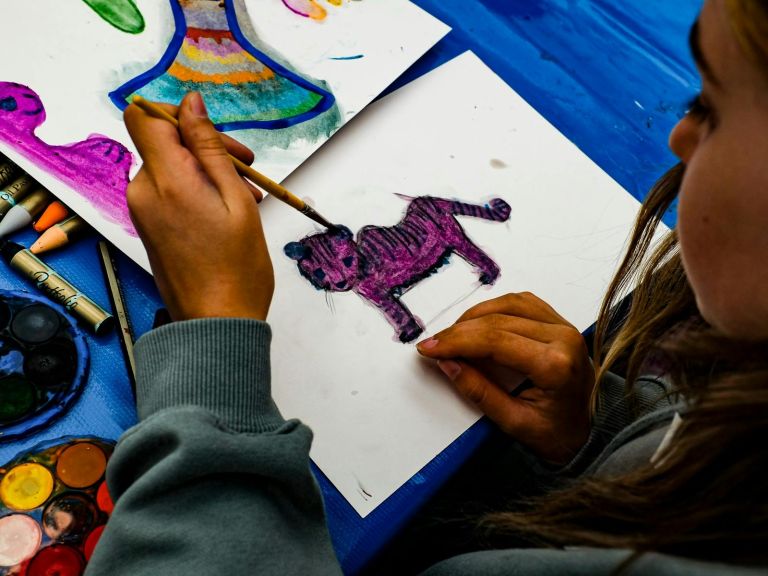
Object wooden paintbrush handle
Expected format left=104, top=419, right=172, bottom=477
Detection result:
left=230, top=156, right=305, bottom=211
left=132, top=96, right=309, bottom=213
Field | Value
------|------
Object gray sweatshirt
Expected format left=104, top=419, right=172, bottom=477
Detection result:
left=84, top=319, right=764, bottom=575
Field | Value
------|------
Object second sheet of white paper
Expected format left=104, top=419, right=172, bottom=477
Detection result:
left=260, top=52, right=667, bottom=517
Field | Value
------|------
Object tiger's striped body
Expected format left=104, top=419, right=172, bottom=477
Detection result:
left=284, top=196, right=511, bottom=342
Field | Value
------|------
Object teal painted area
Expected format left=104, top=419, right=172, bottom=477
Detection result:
left=130, top=75, right=324, bottom=125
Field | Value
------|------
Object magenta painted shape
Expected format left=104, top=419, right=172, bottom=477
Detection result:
left=285, top=196, right=512, bottom=343
left=0, top=82, right=136, bottom=235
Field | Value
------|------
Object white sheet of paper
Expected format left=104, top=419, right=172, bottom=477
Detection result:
left=0, top=0, right=448, bottom=271
left=260, top=51, right=668, bottom=517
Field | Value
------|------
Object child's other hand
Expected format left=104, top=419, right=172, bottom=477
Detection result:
left=417, top=292, right=594, bottom=464
left=123, top=92, right=274, bottom=321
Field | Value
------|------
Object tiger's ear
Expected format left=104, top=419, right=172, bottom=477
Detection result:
left=284, top=242, right=309, bottom=260
left=334, top=225, right=353, bottom=240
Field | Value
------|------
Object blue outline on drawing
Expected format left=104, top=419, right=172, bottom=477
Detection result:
left=108, top=0, right=335, bottom=131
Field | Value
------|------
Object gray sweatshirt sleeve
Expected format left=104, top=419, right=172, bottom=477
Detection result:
left=84, top=318, right=342, bottom=576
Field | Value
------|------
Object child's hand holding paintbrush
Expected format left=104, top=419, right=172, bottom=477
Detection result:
left=123, top=91, right=275, bottom=321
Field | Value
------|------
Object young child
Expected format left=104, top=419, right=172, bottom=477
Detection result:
left=84, top=0, right=768, bottom=574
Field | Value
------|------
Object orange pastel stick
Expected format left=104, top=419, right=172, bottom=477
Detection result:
left=33, top=200, right=69, bottom=232
left=30, top=215, right=88, bottom=255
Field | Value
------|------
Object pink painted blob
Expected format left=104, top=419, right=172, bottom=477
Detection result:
left=282, top=0, right=327, bottom=20
left=0, top=82, right=136, bottom=236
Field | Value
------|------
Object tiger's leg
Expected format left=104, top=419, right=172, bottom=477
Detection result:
left=356, top=283, right=424, bottom=343
left=451, top=238, right=501, bottom=284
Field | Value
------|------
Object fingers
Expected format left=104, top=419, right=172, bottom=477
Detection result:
left=439, top=360, right=537, bottom=437
left=457, top=292, right=571, bottom=326
left=221, top=133, right=255, bottom=166
left=420, top=321, right=547, bottom=374
left=218, top=135, right=262, bottom=201
left=124, top=100, right=188, bottom=173
left=125, top=95, right=262, bottom=203
left=417, top=316, right=588, bottom=390
left=176, top=92, right=251, bottom=207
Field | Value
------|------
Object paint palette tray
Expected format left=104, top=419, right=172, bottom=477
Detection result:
left=0, top=290, right=89, bottom=442
left=0, top=437, right=115, bottom=575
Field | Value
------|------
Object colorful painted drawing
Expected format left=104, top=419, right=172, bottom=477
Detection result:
left=0, top=438, right=115, bottom=574
left=282, top=0, right=352, bottom=21
left=109, top=0, right=337, bottom=132
left=0, top=83, right=135, bottom=235
left=81, top=0, right=145, bottom=34
left=284, top=196, right=511, bottom=342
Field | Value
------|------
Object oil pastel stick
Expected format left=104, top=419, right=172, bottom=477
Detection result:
left=0, top=188, right=53, bottom=238
left=34, top=200, right=70, bottom=232
left=31, top=215, right=90, bottom=255
left=0, top=174, right=37, bottom=218
left=0, top=154, right=19, bottom=189
left=0, top=240, right=114, bottom=335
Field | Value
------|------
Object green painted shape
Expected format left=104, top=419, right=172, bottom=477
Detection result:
left=82, top=0, right=146, bottom=34
left=0, top=377, right=36, bottom=423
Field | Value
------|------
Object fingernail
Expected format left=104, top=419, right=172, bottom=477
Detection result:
left=189, top=92, right=208, bottom=118
left=437, top=360, right=461, bottom=380
left=417, top=337, right=438, bottom=351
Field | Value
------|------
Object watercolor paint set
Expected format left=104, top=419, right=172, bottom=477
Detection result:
left=0, top=290, right=89, bottom=443
left=0, top=438, right=115, bottom=574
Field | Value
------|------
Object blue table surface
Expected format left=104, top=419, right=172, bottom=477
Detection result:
left=0, top=1, right=702, bottom=573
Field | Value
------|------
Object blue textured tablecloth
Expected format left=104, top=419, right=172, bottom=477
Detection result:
left=0, top=1, right=702, bottom=573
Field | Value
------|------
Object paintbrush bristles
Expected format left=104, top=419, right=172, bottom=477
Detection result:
left=130, top=96, right=336, bottom=230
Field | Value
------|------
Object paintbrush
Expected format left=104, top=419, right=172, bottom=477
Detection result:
left=97, top=240, right=136, bottom=395
left=131, top=95, right=336, bottom=230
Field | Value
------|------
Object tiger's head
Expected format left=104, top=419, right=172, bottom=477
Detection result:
left=284, top=226, right=360, bottom=292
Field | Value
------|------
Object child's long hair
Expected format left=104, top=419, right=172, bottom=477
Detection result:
left=485, top=2, right=768, bottom=564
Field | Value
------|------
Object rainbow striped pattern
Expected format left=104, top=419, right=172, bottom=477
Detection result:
left=109, top=0, right=335, bottom=131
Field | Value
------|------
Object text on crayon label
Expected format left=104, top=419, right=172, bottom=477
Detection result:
left=33, top=271, right=81, bottom=310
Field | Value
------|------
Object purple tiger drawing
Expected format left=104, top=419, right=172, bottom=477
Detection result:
left=284, top=196, right=511, bottom=343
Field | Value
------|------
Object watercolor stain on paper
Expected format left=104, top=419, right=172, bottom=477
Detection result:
left=110, top=0, right=339, bottom=134
left=81, top=0, right=146, bottom=34
left=282, top=0, right=357, bottom=22
left=0, top=83, right=136, bottom=236
left=285, top=196, right=511, bottom=343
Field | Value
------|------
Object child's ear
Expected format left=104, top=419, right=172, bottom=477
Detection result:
left=284, top=242, right=310, bottom=260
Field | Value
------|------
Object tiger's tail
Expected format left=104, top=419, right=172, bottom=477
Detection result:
left=444, top=198, right=511, bottom=222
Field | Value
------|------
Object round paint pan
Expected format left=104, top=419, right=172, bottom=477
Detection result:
left=0, top=463, right=55, bottom=511
left=0, top=376, right=37, bottom=425
left=83, top=524, right=105, bottom=561
left=0, top=290, right=89, bottom=442
left=26, top=544, right=85, bottom=576
left=56, top=443, right=107, bottom=489
left=0, top=513, right=43, bottom=568
left=42, top=492, right=99, bottom=544
left=23, top=340, right=77, bottom=389
left=11, top=305, right=61, bottom=345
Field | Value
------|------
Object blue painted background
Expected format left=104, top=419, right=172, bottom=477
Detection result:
left=0, top=0, right=703, bottom=573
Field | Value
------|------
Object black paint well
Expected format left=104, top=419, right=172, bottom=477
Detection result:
left=11, top=305, right=61, bottom=344
left=24, top=341, right=77, bottom=388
